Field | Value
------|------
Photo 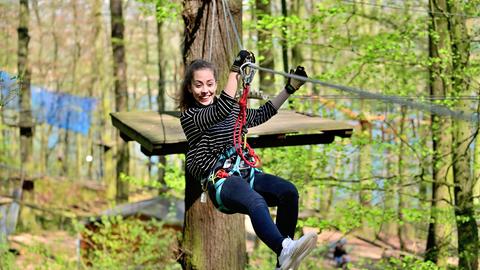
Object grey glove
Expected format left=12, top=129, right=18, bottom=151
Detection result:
left=285, top=66, right=308, bottom=94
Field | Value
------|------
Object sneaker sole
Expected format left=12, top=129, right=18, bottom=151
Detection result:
left=280, top=233, right=318, bottom=270
left=292, top=233, right=317, bottom=270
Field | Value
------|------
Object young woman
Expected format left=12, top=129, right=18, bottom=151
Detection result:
left=179, top=50, right=317, bottom=270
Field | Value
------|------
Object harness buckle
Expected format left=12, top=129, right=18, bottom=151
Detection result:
left=223, top=158, right=232, bottom=169
left=215, top=169, right=229, bottom=179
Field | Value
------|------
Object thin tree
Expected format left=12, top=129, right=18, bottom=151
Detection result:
left=425, top=0, right=454, bottom=265
left=155, top=1, right=167, bottom=190
left=449, top=0, right=479, bottom=268
left=110, top=0, right=130, bottom=203
left=18, top=0, right=33, bottom=171
left=397, top=105, right=408, bottom=250
left=255, top=0, right=275, bottom=94
left=86, top=0, right=103, bottom=180
left=280, top=0, right=288, bottom=76
left=181, top=1, right=246, bottom=269
left=16, top=0, right=33, bottom=231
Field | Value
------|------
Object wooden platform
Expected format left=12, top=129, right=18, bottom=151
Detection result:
left=110, top=110, right=353, bottom=156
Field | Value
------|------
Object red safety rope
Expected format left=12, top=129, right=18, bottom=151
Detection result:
left=233, top=83, right=261, bottom=168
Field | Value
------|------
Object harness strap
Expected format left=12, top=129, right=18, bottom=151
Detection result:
left=207, top=147, right=260, bottom=213
left=214, top=178, right=229, bottom=212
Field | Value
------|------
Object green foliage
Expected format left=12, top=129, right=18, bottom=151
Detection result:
left=401, top=207, right=430, bottom=224
left=5, top=233, right=80, bottom=270
left=80, top=215, right=180, bottom=269
left=0, top=243, right=16, bottom=270
left=245, top=241, right=277, bottom=270
left=120, top=172, right=164, bottom=189
left=21, top=242, right=78, bottom=270
left=299, top=199, right=398, bottom=234
left=136, top=0, right=181, bottom=21
left=162, top=155, right=186, bottom=197
left=375, top=255, right=441, bottom=270
left=120, top=155, right=185, bottom=198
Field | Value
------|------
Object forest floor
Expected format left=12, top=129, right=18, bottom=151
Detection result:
left=8, top=226, right=426, bottom=269
left=5, top=179, right=430, bottom=269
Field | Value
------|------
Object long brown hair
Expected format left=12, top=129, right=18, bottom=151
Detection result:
left=178, top=59, right=218, bottom=111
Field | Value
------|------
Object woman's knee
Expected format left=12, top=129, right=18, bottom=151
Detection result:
left=280, top=181, right=299, bottom=202
left=247, top=193, right=268, bottom=211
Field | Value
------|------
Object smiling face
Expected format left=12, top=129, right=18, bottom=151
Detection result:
left=190, top=68, right=217, bottom=106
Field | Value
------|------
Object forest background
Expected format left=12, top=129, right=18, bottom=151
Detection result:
left=0, top=0, right=480, bottom=269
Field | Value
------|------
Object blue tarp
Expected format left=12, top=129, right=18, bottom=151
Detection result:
left=1, top=71, right=97, bottom=135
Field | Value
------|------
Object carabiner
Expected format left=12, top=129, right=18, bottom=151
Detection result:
left=239, top=61, right=256, bottom=85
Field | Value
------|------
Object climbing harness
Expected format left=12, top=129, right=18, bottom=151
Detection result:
left=200, top=58, right=264, bottom=212
left=201, top=147, right=261, bottom=212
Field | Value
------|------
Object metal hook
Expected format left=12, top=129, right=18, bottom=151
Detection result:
left=239, top=61, right=256, bottom=85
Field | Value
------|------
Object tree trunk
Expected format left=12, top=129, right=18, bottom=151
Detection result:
left=358, top=101, right=372, bottom=234
left=358, top=112, right=371, bottom=196
left=452, top=105, right=479, bottom=270
left=86, top=0, right=103, bottom=180
left=383, top=117, right=396, bottom=238
left=155, top=7, right=167, bottom=190
left=280, top=0, right=288, bottom=77
left=181, top=1, right=246, bottom=269
left=425, top=0, right=454, bottom=265
left=397, top=106, right=408, bottom=250
left=475, top=135, right=480, bottom=205
left=18, top=0, right=33, bottom=170
left=255, top=0, right=275, bottom=95
left=110, top=0, right=130, bottom=203
left=290, top=0, right=302, bottom=67
left=449, top=1, right=479, bottom=268
left=17, top=0, right=34, bottom=231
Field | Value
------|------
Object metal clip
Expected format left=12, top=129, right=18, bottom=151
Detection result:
left=240, top=61, right=256, bottom=85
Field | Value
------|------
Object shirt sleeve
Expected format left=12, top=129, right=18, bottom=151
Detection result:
left=245, top=100, right=278, bottom=128
left=181, top=90, right=236, bottom=132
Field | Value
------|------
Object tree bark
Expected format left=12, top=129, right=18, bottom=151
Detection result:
left=255, top=0, right=275, bottom=95
left=449, top=1, right=479, bottom=268
left=397, top=106, right=408, bottom=250
left=382, top=115, right=396, bottom=238
left=181, top=1, right=246, bottom=269
left=16, top=0, right=35, bottom=232
left=290, top=0, right=302, bottom=67
left=155, top=6, right=167, bottom=190
left=358, top=102, right=372, bottom=232
left=18, top=0, right=33, bottom=169
left=425, top=0, right=454, bottom=265
left=110, top=0, right=130, bottom=203
left=280, top=0, right=288, bottom=77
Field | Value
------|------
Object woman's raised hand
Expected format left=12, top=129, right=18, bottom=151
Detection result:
left=230, top=50, right=255, bottom=73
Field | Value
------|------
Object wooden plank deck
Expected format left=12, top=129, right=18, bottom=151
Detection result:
left=110, top=110, right=353, bottom=156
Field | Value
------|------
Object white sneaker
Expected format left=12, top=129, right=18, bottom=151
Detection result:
left=278, top=232, right=317, bottom=270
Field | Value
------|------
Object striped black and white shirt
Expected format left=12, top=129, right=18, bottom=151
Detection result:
left=180, top=90, right=277, bottom=181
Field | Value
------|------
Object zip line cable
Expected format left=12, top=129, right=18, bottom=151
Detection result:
left=340, top=0, right=480, bottom=18
left=247, top=63, right=480, bottom=123
left=221, top=0, right=233, bottom=56
left=221, top=0, right=243, bottom=50
left=208, top=0, right=216, bottom=62
left=220, top=0, right=479, bottom=123
left=291, top=94, right=480, bottom=101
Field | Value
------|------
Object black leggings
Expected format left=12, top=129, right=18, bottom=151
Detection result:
left=208, top=171, right=299, bottom=255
